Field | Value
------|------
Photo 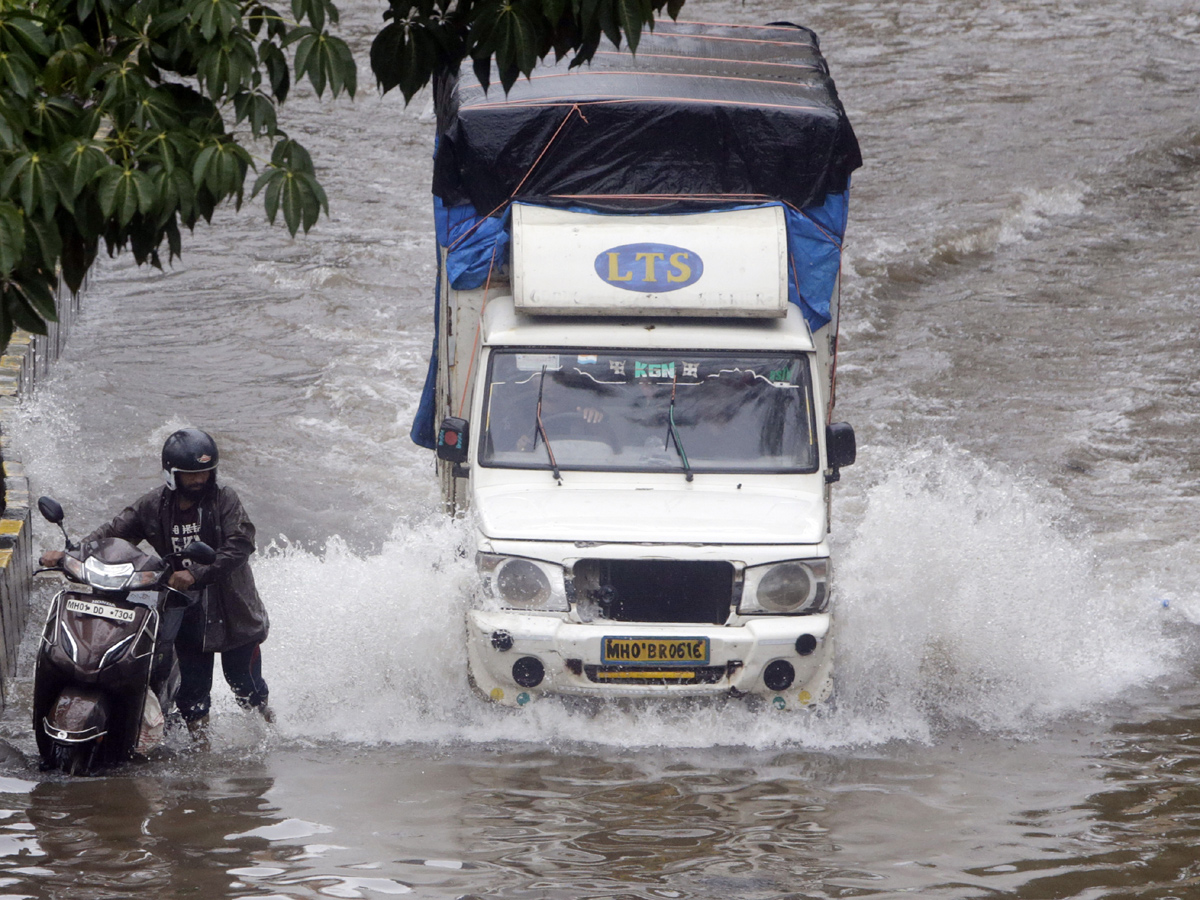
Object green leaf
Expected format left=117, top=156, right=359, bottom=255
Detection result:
left=281, top=25, right=317, bottom=47
left=29, top=96, right=83, bottom=144
left=157, top=166, right=198, bottom=225
left=98, top=167, right=144, bottom=226
left=59, top=228, right=95, bottom=295
left=164, top=214, right=182, bottom=260
left=597, top=0, right=623, bottom=50
left=252, top=148, right=326, bottom=236
left=0, top=14, right=53, bottom=59
left=1, top=152, right=66, bottom=218
left=324, top=34, right=356, bottom=98
left=253, top=166, right=283, bottom=219
left=191, top=141, right=249, bottom=201
left=190, top=0, right=241, bottom=41
left=44, top=45, right=94, bottom=95
left=294, top=0, right=325, bottom=32
left=616, top=0, right=648, bottom=54
left=481, top=1, right=543, bottom=90
left=98, top=62, right=151, bottom=114
left=195, top=35, right=258, bottom=100
left=58, top=140, right=109, bottom=197
left=0, top=201, right=23, bottom=275
left=269, top=137, right=314, bottom=173
left=96, top=166, right=125, bottom=219
left=260, top=41, right=290, bottom=101
left=2, top=270, right=56, bottom=334
left=133, top=88, right=183, bottom=130
left=292, top=31, right=319, bottom=89
left=24, top=215, right=62, bottom=273
left=371, top=20, right=438, bottom=101
left=234, top=90, right=279, bottom=137
left=0, top=48, right=37, bottom=99
left=191, top=144, right=219, bottom=191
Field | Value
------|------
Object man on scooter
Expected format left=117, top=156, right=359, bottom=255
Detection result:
left=40, top=428, right=271, bottom=742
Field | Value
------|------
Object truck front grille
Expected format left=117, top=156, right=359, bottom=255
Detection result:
left=572, top=559, right=734, bottom=625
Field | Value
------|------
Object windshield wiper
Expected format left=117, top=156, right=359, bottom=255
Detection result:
left=534, top=367, right=563, bottom=484
left=663, top=372, right=694, bottom=482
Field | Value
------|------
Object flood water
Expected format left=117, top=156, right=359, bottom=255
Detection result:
left=1, top=0, right=1199, bottom=897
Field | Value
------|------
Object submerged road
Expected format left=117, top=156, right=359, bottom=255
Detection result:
left=2, top=0, right=1200, bottom=897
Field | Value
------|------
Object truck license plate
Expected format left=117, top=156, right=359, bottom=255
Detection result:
left=65, top=598, right=136, bottom=623
left=602, top=637, right=709, bottom=665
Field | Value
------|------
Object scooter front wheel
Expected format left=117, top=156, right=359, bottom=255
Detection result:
left=49, top=741, right=98, bottom=776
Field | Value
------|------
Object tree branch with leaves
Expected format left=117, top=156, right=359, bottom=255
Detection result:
left=0, top=0, right=679, bottom=350
left=370, top=0, right=683, bottom=99
left=0, top=0, right=356, bottom=348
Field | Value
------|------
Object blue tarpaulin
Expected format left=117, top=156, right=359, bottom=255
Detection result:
left=412, top=21, right=860, bottom=449
left=411, top=193, right=849, bottom=449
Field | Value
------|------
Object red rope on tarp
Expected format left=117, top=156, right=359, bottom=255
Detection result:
left=446, top=104, right=589, bottom=252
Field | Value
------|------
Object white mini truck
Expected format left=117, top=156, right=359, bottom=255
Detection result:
left=434, top=205, right=856, bottom=709
left=415, top=22, right=861, bottom=710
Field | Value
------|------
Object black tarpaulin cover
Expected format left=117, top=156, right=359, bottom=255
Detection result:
left=432, top=21, right=863, bottom=213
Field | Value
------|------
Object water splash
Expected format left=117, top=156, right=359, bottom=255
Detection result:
left=833, top=441, right=1181, bottom=740
left=228, top=441, right=1184, bottom=751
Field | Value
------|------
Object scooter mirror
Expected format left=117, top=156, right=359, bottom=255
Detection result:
left=183, top=541, right=217, bottom=566
left=37, top=496, right=64, bottom=524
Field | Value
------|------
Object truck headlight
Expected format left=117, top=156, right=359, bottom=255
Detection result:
left=477, top=554, right=569, bottom=612
left=739, top=559, right=829, bottom=615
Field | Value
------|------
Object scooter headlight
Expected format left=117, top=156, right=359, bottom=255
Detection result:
left=739, top=559, right=829, bottom=615
left=83, top=557, right=136, bottom=590
left=477, top=554, right=568, bottom=612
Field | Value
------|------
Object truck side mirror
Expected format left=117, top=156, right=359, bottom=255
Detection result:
left=825, top=422, right=856, bottom=482
left=437, top=417, right=470, bottom=465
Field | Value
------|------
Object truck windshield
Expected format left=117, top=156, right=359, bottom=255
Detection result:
left=480, top=350, right=818, bottom=473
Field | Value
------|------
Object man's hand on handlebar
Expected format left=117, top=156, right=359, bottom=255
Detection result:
left=168, top=569, right=196, bottom=592
left=39, top=550, right=65, bottom=567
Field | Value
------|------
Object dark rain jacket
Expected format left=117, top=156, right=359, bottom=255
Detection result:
left=84, top=483, right=269, bottom=653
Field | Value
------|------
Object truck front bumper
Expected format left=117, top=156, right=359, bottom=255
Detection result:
left=466, top=610, right=833, bottom=710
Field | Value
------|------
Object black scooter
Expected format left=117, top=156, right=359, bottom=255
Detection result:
left=32, top=496, right=216, bottom=774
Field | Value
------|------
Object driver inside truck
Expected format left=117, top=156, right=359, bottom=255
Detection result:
left=508, top=373, right=608, bottom=451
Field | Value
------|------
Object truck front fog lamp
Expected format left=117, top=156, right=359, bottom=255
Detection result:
left=763, top=660, right=795, bottom=691
left=512, top=656, right=545, bottom=688
left=492, top=630, right=514, bottom=651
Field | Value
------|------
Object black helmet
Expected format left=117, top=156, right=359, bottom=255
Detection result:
left=162, top=428, right=219, bottom=491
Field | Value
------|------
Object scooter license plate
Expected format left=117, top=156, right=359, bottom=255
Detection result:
left=601, top=636, right=709, bottom=665
left=65, top=598, right=136, bottom=623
